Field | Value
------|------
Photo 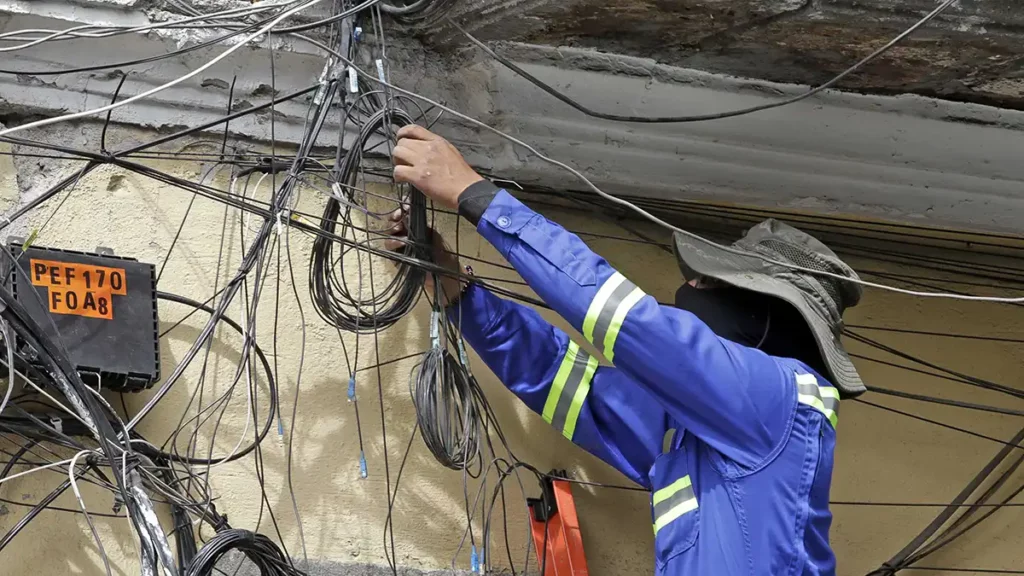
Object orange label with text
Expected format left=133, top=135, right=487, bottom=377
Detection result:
left=29, top=259, right=127, bottom=320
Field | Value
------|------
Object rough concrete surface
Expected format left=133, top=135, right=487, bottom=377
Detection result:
left=4, top=0, right=1024, bottom=235
left=438, top=0, right=1024, bottom=111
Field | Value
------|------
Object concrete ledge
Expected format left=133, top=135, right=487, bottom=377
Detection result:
left=2, top=0, right=1024, bottom=235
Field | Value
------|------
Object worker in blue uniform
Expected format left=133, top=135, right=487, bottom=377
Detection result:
left=387, top=125, right=866, bottom=575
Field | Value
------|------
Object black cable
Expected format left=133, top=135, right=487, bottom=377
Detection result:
left=449, top=0, right=957, bottom=123
left=309, top=107, right=431, bottom=332
left=411, top=346, right=482, bottom=471
left=186, top=529, right=305, bottom=576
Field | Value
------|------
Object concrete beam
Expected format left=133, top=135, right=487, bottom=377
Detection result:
left=2, top=0, right=1024, bottom=235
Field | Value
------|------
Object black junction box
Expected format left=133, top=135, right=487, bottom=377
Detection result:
left=6, top=243, right=160, bottom=392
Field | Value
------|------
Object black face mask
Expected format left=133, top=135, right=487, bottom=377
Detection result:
left=673, top=283, right=829, bottom=377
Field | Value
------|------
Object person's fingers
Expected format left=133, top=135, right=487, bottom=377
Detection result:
left=392, top=144, right=416, bottom=167
left=393, top=164, right=418, bottom=185
left=384, top=236, right=406, bottom=252
left=387, top=207, right=403, bottom=223
left=385, top=218, right=406, bottom=237
left=396, top=124, right=437, bottom=142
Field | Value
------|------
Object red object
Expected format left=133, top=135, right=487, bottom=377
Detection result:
left=527, top=474, right=590, bottom=576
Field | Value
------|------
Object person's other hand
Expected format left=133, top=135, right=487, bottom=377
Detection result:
left=392, top=125, right=483, bottom=211
left=383, top=208, right=466, bottom=308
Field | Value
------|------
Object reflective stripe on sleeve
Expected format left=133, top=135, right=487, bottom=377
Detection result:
left=662, top=429, right=677, bottom=454
left=652, top=475, right=698, bottom=535
left=583, top=272, right=646, bottom=362
left=796, top=372, right=839, bottom=428
left=542, top=341, right=599, bottom=441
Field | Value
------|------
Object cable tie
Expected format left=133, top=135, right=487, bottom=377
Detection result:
left=313, top=62, right=331, bottom=105
left=471, top=546, right=479, bottom=573
left=375, top=59, right=386, bottom=84
left=458, top=339, right=471, bottom=375
left=49, top=416, right=62, bottom=435
left=359, top=451, right=368, bottom=479
left=347, top=373, right=356, bottom=402
left=347, top=67, right=359, bottom=94
left=275, top=211, right=284, bottom=235
left=429, top=309, right=440, bottom=348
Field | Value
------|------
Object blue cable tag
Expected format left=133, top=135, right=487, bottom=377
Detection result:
left=347, top=374, right=356, bottom=402
left=479, top=547, right=485, bottom=574
left=359, top=451, right=368, bottom=479
left=471, top=546, right=479, bottom=573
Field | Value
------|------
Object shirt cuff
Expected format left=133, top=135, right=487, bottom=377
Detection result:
left=457, top=180, right=500, bottom=225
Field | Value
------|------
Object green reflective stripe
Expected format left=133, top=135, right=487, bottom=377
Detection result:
left=583, top=272, right=647, bottom=363
left=603, top=286, right=645, bottom=362
left=583, top=272, right=626, bottom=342
left=591, top=279, right=636, bottom=350
left=542, top=343, right=580, bottom=425
left=796, top=373, right=839, bottom=428
left=563, top=355, right=599, bottom=440
left=653, top=498, right=699, bottom=535
left=662, top=429, right=676, bottom=454
left=651, top=475, right=698, bottom=535
left=542, top=341, right=598, bottom=440
left=820, top=386, right=840, bottom=428
left=652, top=475, right=691, bottom=505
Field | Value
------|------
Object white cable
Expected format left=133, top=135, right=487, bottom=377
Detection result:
left=0, top=456, right=75, bottom=485
left=68, top=450, right=114, bottom=576
left=0, top=0, right=325, bottom=139
left=298, top=11, right=1024, bottom=304
left=0, top=321, right=15, bottom=419
left=0, top=2, right=285, bottom=51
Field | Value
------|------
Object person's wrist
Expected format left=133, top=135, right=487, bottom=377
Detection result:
left=450, top=173, right=485, bottom=209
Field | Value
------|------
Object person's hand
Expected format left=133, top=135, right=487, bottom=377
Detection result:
left=383, top=208, right=466, bottom=308
left=392, top=125, right=483, bottom=211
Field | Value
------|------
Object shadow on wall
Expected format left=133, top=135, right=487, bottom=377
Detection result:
left=5, top=123, right=1024, bottom=576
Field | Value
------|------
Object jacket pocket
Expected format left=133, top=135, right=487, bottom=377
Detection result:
left=649, top=445, right=699, bottom=566
left=515, top=215, right=597, bottom=287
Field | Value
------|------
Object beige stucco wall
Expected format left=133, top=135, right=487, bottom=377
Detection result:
left=1, top=129, right=1023, bottom=576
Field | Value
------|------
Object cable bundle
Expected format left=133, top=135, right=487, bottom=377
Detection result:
left=411, top=344, right=483, bottom=472
left=186, top=529, right=304, bottom=576
left=310, top=107, right=432, bottom=333
left=380, top=0, right=458, bottom=26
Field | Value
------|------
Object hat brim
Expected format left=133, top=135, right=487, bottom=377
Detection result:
left=672, top=232, right=865, bottom=398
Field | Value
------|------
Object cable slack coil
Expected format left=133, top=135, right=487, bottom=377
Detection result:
left=310, top=107, right=432, bottom=333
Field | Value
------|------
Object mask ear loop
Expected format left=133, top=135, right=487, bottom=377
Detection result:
left=754, top=307, right=772, bottom=350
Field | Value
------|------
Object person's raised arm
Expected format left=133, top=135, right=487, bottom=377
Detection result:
left=392, top=125, right=795, bottom=469
left=384, top=213, right=670, bottom=487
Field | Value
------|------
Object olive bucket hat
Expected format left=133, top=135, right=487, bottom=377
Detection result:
left=672, top=219, right=866, bottom=398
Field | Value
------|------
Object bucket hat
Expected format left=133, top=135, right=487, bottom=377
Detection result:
left=672, top=219, right=865, bottom=397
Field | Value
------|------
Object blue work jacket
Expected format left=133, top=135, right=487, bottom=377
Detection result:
left=450, top=189, right=838, bottom=576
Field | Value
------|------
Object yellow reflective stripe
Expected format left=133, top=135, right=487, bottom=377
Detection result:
left=653, top=498, right=699, bottom=535
left=796, top=372, right=839, bottom=429
left=652, top=475, right=692, bottom=506
left=820, top=386, right=839, bottom=428
left=662, top=429, right=676, bottom=454
left=603, top=286, right=645, bottom=362
left=563, top=354, right=599, bottom=440
left=583, top=272, right=626, bottom=342
left=542, top=342, right=580, bottom=424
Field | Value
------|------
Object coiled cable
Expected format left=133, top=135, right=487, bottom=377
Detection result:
left=309, top=107, right=432, bottom=332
